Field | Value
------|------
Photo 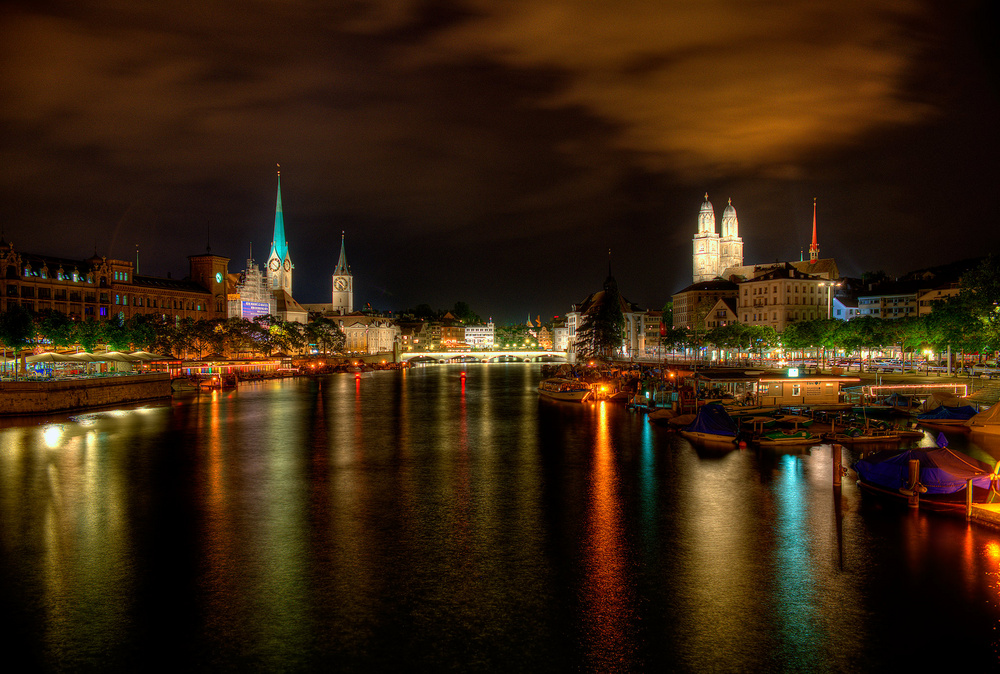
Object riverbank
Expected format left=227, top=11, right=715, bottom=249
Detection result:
left=0, top=373, right=171, bottom=415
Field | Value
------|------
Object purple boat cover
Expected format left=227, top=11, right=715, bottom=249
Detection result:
left=853, top=448, right=994, bottom=495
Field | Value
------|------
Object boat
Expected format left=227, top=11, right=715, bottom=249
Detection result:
left=852, top=447, right=998, bottom=512
left=916, top=405, right=977, bottom=429
left=966, top=404, right=1000, bottom=437
left=823, top=426, right=901, bottom=444
left=537, top=378, right=592, bottom=402
left=679, top=403, right=739, bottom=446
left=756, top=429, right=821, bottom=446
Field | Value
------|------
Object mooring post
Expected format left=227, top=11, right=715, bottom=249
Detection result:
left=967, top=477, right=975, bottom=520
left=908, top=459, right=920, bottom=508
left=832, top=444, right=843, bottom=488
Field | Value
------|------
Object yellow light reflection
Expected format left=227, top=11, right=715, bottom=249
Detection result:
left=582, top=401, right=631, bottom=667
left=42, top=424, right=64, bottom=448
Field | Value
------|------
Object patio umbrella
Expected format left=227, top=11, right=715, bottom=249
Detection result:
left=25, top=352, right=80, bottom=363
left=129, top=351, right=170, bottom=361
left=101, top=351, right=142, bottom=362
left=69, top=353, right=104, bottom=362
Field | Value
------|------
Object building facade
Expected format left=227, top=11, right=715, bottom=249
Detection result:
left=692, top=194, right=743, bottom=283
left=464, top=321, right=495, bottom=348
left=737, top=263, right=832, bottom=331
left=0, top=240, right=228, bottom=322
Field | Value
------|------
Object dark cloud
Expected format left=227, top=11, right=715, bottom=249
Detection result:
left=1, top=0, right=998, bottom=323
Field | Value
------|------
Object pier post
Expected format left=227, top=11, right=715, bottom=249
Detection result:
left=832, top=444, right=843, bottom=488
left=908, top=459, right=920, bottom=508
left=967, top=478, right=974, bottom=520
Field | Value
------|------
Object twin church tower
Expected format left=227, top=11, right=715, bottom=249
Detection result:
left=264, top=167, right=353, bottom=314
left=691, top=193, right=823, bottom=284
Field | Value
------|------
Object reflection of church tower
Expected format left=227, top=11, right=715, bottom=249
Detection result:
left=692, top=193, right=720, bottom=283
left=266, top=166, right=293, bottom=294
left=718, top=198, right=744, bottom=273
left=331, top=232, right=353, bottom=315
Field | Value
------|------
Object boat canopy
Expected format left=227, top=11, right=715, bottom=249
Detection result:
left=683, top=403, right=739, bottom=437
left=966, top=404, right=1000, bottom=428
left=916, top=405, right=977, bottom=421
left=853, top=448, right=994, bottom=495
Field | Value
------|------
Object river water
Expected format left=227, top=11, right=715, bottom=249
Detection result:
left=3, top=364, right=1000, bottom=672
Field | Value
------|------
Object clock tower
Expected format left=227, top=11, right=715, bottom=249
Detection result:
left=331, top=232, right=353, bottom=315
left=266, top=166, right=294, bottom=295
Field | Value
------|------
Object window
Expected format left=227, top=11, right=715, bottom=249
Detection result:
left=792, top=384, right=801, bottom=397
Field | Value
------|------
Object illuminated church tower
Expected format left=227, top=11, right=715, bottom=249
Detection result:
left=808, top=197, right=820, bottom=263
left=331, top=232, right=353, bottom=315
left=266, top=166, right=294, bottom=295
left=718, top=197, right=744, bottom=272
left=692, top=193, right=721, bottom=283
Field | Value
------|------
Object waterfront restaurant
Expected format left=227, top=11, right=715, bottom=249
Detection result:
left=691, top=368, right=860, bottom=408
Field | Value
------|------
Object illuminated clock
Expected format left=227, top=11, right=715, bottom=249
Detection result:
left=269, top=259, right=280, bottom=272
left=283, top=259, right=291, bottom=272
left=215, top=272, right=222, bottom=283
left=334, top=277, right=348, bottom=291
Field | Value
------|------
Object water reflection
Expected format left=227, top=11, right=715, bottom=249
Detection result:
left=581, top=401, right=632, bottom=668
left=2, top=372, right=1000, bottom=669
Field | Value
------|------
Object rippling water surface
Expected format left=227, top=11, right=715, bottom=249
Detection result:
left=3, top=364, right=1000, bottom=671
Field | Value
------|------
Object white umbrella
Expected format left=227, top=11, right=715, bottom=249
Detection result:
left=101, top=351, right=142, bottom=362
left=129, top=351, right=171, bottom=361
left=25, top=352, right=79, bottom=363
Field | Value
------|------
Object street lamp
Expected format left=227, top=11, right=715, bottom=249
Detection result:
left=819, top=281, right=842, bottom=320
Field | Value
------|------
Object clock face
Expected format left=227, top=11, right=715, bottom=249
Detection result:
left=269, top=259, right=280, bottom=272
left=334, top=277, right=347, bottom=291
left=283, top=259, right=291, bottom=272
left=215, top=272, right=223, bottom=283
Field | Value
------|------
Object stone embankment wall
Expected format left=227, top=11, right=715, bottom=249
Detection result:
left=0, top=374, right=172, bottom=415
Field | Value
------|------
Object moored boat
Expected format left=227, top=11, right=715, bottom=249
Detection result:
left=823, top=426, right=901, bottom=444
left=916, top=405, right=977, bottom=429
left=756, top=429, right=821, bottom=446
left=966, top=404, right=1000, bottom=437
left=679, top=403, right=739, bottom=446
left=852, top=447, right=998, bottom=512
left=537, top=378, right=592, bottom=402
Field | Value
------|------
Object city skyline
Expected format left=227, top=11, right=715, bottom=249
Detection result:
left=2, top=1, right=998, bottom=323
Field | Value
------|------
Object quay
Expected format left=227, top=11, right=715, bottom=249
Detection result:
left=0, top=373, right=171, bottom=416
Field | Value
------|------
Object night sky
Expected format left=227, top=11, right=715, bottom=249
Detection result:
left=2, top=1, right=998, bottom=323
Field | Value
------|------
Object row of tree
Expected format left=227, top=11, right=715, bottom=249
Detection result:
left=0, top=307, right=348, bottom=365
left=577, top=256, right=1000, bottom=363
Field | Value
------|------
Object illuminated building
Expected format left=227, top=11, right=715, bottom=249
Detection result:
left=671, top=279, right=738, bottom=330
left=263, top=168, right=307, bottom=323
left=464, top=320, right=495, bottom=348
left=692, top=194, right=743, bottom=283
left=737, top=263, right=831, bottom=331
left=0, top=238, right=229, bottom=321
left=227, top=256, right=276, bottom=319
left=265, top=168, right=293, bottom=295
left=566, top=269, right=651, bottom=361
left=331, top=232, right=353, bottom=315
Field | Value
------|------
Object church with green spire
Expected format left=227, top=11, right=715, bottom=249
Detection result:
left=266, top=167, right=294, bottom=295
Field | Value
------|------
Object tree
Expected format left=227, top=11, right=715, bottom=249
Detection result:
left=37, top=310, right=77, bottom=349
left=0, top=305, right=36, bottom=378
left=305, top=317, right=346, bottom=355
left=575, top=277, right=625, bottom=359
left=452, top=301, right=481, bottom=324
left=76, top=319, right=103, bottom=354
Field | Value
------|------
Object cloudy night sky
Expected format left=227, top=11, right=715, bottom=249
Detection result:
left=1, top=0, right=998, bottom=323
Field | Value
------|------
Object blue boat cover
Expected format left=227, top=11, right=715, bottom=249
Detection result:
left=684, top=403, right=739, bottom=437
left=917, top=405, right=977, bottom=421
left=852, top=448, right=994, bottom=494
left=883, top=393, right=914, bottom=407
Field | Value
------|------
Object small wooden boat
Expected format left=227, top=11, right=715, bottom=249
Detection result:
left=537, top=378, right=592, bottom=402
left=824, top=427, right=901, bottom=444
left=756, top=429, right=821, bottom=446
left=916, top=405, right=977, bottom=429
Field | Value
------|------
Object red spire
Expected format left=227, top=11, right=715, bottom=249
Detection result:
left=808, top=197, right=819, bottom=263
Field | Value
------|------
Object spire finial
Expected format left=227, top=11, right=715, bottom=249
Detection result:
left=704, top=191, right=709, bottom=201
left=277, top=162, right=280, bottom=177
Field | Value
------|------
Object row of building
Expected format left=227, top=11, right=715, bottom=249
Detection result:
left=561, top=194, right=974, bottom=360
